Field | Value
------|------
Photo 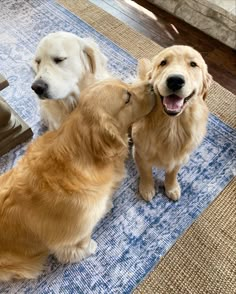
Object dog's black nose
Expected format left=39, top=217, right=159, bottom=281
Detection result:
left=166, top=75, right=185, bottom=91
left=31, top=80, right=48, bottom=96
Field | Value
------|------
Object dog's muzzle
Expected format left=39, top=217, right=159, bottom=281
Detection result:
left=166, top=75, right=185, bottom=92
left=31, top=79, right=49, bottom=99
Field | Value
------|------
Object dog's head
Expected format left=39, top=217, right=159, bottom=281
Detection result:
left=78, top=79, right=156, bottom=159
left=139, top=45, right=212, bottom=117
left=31, top=31, right=107, bottom=100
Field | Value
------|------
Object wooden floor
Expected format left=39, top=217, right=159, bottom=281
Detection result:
left=90, top=0, right=236, bottom=95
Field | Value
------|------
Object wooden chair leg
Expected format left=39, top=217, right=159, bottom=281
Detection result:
left=0, top=74, right=33, bottom=156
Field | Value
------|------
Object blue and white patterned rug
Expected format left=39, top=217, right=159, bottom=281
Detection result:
left=0, top=1, right=235, bottom=293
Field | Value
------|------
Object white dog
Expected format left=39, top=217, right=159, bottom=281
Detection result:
left=31, top=31, right=110, bottom=130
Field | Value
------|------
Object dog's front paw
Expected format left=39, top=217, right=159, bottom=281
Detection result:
left=139, top=180, right=155, bottom=201
left=165, top=181, right=181, bottom=201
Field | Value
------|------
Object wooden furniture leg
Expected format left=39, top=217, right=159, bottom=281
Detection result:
left=0, top=74, right=33, bottom=156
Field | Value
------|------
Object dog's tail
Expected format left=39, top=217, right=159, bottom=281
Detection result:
left=0, top=252, right=47, bottom=281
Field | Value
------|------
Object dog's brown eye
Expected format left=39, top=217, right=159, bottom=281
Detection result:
left=160, top=60, right=167, bottom=66
left=54, top=57, right=66, bottom=64
left=125, top=92, right=131, bottom=104
left=35, top=59, right=41, bottom=65
left=190, top=61, right=197, bottom=67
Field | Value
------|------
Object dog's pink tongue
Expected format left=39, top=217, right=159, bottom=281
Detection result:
left=163, top=95, right=184, bottom=112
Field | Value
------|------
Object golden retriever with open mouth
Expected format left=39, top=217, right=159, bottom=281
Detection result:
left=31, top=31, right=110, bottom=130
left=0, top=79, right=155, bottom=281
left=132, top=45, right=212, bottom=201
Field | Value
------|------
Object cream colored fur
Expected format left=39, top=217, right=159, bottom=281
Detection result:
left=32, top=31, right=110, bottom=130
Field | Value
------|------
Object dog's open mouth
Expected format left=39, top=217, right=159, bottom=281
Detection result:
left=160, top=90, right=195, bottom=116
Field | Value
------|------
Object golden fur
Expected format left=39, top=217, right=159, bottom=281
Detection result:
left=0, top=79, right=155, bottom=281
left=132, top=45, right=212, bottom=201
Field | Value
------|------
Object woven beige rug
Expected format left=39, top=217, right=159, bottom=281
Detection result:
left=58, top=1, right=236, bottom=293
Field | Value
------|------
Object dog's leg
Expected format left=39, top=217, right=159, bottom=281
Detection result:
left=0, top=252, right=47, bottom=281
left=164, top=165, right=181, bottom=201
left=54, top=236, right=97, bottom=264
left=134, top=150, right=155, bottom=201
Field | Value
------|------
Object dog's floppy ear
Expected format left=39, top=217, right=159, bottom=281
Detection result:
left=83, top=46, right=96, bottom=74
left=137, top=58, right=152, bottom=81
left=202, top=71, right=212, bottom=100
left=82, top=38, right=108, bottom=75
left=90, top=114, right=127, bottom=160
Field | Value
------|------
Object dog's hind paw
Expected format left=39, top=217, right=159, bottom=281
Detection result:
left=88, top=239, right=97, bottom=254
left=55, top=239, right=97, bottom=264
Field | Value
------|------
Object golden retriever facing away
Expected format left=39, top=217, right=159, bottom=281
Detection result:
left=31, top=31, right=110, bottom=130
left=132, top=45, right=212, bottom=201
left=0, top=79, right=156, bottom=281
